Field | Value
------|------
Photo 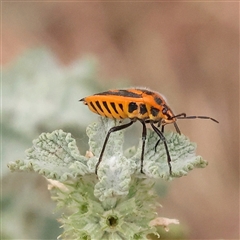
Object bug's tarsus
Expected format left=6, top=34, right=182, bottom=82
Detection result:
left=163, top=141, right=172, bottom=175
left=154, top=140, right=160, bottom=152
left=95, top=120, right=134, bottom=175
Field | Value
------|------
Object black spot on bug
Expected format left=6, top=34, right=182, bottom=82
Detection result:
left=154, top=96, right=163, bottom=105
left=110, top=102, right=118, bottom=114
left=96, top=101, right=103, bottom=113
left=151, top=107, right=159, bottom=117
left=118, top=103, right=124, bottom=111
left=119, top=90, right=142, bottom=98
left=140, top=104, right=147, bottom=115
left=103, top=101, right=111, bottom=114
left=128, top=102, right=138, bottom=113
left=90, top=102, right=97, bottom=112
left=138, top=89, right=154, bottom=95
left=95, top=90, right=142, bottom=98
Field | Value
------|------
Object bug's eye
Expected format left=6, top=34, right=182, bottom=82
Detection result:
left=162, top=107, right=168, bottom=115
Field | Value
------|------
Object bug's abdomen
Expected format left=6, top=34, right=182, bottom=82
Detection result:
left=81, top=95, right=149, bottom=120
left=81, top=96, right=129, bottom=119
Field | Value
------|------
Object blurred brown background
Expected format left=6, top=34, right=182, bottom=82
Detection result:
left=2, top=2, right=239, bottom=239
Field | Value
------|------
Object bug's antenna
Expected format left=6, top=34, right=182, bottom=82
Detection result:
left=173, top=113, right=219, bottom=123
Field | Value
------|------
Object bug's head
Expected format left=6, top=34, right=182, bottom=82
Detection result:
left=161, top=111, right=219, bottom=135
left=160, top=104, right=176, bottom=124
left=157, top=104, right=182, bottom=134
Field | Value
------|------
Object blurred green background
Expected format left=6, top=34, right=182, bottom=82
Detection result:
left=2, top=2, right=239, bottom=239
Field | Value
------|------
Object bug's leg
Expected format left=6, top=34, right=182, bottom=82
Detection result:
left=173, top=122, right=181, bottom=135
left=151, top=123, right=172, bottom=175
left=95, top=120, right=134, bottom=175
left=139, top=120, right=147, bottom=174
left=161, top=124, right=165, bottom=133
left=157, top=118, right=162, bottom=128
left=154, top=124, right=165, bottom=152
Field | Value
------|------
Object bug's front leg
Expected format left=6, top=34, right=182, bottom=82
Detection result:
left=151, top=122, right=172, bottom=176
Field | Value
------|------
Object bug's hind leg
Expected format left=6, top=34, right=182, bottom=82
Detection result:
left=95, top=120, right=134, bottom=175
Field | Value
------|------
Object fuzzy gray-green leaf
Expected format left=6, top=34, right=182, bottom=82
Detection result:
left=8, top=130, right=89, bottom=181
left=132, top=130, right=208, bottom=180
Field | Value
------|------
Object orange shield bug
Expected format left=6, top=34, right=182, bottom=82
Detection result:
left=80, top=88, right=218, bottom=175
